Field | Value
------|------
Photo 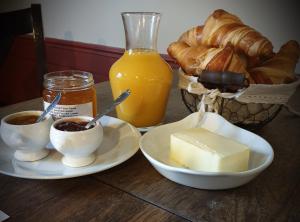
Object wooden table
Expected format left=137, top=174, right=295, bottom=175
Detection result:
left=0, top=80, right=299, bottom=222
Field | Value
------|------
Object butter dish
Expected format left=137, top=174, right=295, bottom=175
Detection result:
left=139, top=112, right=274, bottom=190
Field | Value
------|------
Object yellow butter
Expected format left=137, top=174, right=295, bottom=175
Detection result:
left=170, top=128, right=250, bottom=172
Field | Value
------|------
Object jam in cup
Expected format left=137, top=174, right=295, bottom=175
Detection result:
left=0, top=111, right=53, bottom=161
left=50, top=116, right=103, bottom=167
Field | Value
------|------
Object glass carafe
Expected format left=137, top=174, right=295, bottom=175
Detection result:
left=109, top=12, right=173, bottom=127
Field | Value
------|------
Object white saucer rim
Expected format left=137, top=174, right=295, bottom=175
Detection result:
left=0, top=115, right=141, bottom=180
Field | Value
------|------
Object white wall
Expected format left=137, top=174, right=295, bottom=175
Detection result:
left=1, top=0, right=300, bottom=71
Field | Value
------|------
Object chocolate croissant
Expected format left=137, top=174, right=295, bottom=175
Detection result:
left=167, top=41, right=254, bottom=83
left=250, top=40, right=300, bottom=84
left=201, top=9, right=274, bottom=65
left=178, top=26, right=204, bottom=47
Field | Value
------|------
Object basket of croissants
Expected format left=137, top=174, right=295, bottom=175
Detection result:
left=168, top=9, right=300, bottom=130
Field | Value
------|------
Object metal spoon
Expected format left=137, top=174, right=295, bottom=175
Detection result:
left=36, top=92, right=62, bottom=123
left=85, top=89, right=131, bottom=129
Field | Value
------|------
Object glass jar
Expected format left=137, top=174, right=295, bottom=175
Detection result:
left=109, top=12, right=173, bottom=128
left=43, top=70, right=97, bottom=119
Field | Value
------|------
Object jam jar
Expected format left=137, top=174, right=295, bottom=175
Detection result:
left=43, top=70, right=97, bottom=119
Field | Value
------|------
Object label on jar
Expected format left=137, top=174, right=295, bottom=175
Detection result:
left=43, top=101, right=93, bottom=118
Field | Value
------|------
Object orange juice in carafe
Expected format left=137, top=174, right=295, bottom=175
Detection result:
left=109, top=49, right=172, bottom=127
left=109, top=12, right=173, bottom=128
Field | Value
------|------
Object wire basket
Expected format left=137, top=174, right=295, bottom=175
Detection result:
left=181, top=89, right=282, bottom=131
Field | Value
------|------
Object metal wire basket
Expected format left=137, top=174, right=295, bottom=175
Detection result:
left=181, top=89, right=282, bottom=131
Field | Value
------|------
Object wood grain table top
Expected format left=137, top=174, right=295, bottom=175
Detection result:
left=0, top=80, right=299, bottom=222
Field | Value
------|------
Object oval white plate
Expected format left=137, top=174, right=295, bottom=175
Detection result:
left=140, top=112, right=274, bottom=190
left=0, top=116, right=141, bottom=179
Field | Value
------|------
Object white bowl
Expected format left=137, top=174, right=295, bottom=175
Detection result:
left=139, top=112, right=274, bottom=190
left=0, top=111, right=52, bottom=161
left=50, top=116, right=103, bottom=167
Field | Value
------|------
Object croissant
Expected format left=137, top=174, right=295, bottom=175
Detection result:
left=250, top=40, right=300, bottom=84
left=178, top=26, right=204, bottom=47
left=201, top=9, right=273, bottom=65
left=167, top=41, right=254, bottom=83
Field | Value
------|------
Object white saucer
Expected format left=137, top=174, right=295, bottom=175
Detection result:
left=0, top=116, right=141, bottom=179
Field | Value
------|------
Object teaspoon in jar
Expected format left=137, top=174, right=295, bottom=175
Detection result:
left=36, top=92, right=62, bottom=123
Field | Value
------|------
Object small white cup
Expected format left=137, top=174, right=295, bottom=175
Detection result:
left=0, top=111, right=52, bottom=161
left=50, top=116, right=103, bottom=167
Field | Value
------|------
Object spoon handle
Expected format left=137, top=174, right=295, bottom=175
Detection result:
left=86, top=89, right=131, bottom=129
left=36, top=92, right=62, bottom=122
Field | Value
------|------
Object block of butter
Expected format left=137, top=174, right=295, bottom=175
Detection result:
left=170, top=128, right=250, bottom=172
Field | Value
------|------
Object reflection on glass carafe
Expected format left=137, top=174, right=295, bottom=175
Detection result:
left=109, top=12, right=173, bottom=128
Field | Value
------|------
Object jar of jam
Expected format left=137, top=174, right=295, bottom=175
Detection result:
left=43, top=70, right=97, bottom=119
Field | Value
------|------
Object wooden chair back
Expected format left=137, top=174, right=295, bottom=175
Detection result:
left=0, top=4, right=47, bottom=106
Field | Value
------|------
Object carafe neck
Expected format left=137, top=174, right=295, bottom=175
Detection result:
left=122, top=12, right=161, bottom=52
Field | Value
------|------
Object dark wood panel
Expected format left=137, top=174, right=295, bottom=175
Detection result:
left=44, top=36, right=177, bottom=83
left=0, top=174, right=83, bottom=218
left=0, top=55, right=40, bottom=106
left=7, top=36, right=177, bottom=83
left=0, top=35, right=177, bottom=105
left=0, top=175, right=187, bottom=222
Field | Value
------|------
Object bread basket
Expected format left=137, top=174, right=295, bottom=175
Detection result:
left=178, top=69, right=300, bottom=130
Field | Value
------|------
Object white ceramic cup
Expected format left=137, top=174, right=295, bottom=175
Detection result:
left=50, top=116, right=103, bottom=167
left=0, top=110, right=53, bottom=161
